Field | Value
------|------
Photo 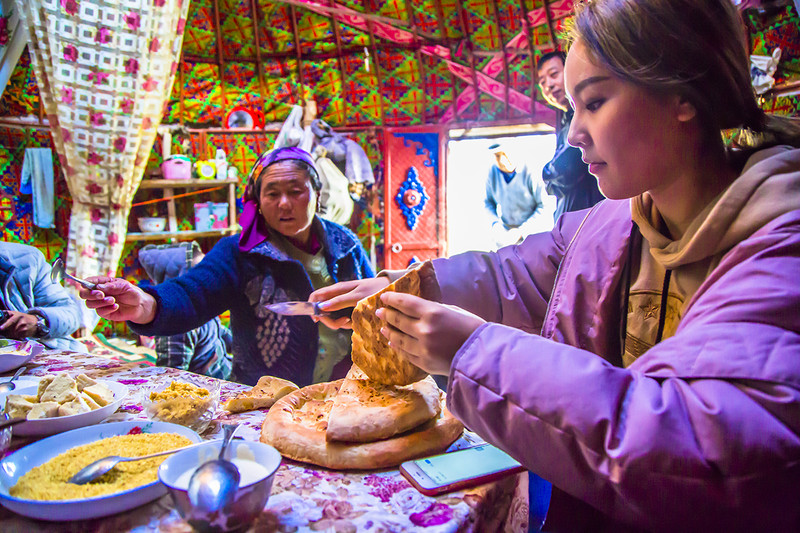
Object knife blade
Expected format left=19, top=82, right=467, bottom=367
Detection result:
left=265, top=301, right=353, bottom=320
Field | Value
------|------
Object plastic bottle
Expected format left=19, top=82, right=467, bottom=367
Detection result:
left=215, top=149, right=228, bottom=180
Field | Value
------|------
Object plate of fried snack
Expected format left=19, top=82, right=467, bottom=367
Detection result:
left=0, top=420, right=201, bottom=521
left=0, top=372, right=128, bottom=437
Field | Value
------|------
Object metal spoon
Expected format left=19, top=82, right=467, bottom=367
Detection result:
left=187, top=423, right=241, bottom=513
left=50, top=258, right=97, bottom=290
left=68, top=439, right=212, bottom=485
left=0, top=366, right=27, bottom=393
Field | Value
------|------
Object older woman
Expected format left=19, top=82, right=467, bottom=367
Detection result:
left=80, top=147, right=373, bottom=387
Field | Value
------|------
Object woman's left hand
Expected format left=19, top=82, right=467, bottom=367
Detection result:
left=376, top=292, right=485, bottom=376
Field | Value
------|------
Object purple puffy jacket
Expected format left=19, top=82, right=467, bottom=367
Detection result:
left=434, top=198, right=800, bottom=532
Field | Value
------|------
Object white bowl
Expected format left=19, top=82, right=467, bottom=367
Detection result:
left=159, top=440, right=282, bottom=532
left=138, top=217, right=167, bottom=233
left=0, top=420, right=202, bottom=521
left=0, top=340, right=45, bottom=373
left=0, top=380, right=128, bottom=437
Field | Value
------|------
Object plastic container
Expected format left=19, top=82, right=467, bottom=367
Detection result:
left=142, top=375, right=220, bottom=434
left=161, top=155, right=192, bottom=180
left=194, top=202, right=229, bottom=231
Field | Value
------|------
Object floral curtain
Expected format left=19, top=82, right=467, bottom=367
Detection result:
left=15, top=0, right=190, bottom=279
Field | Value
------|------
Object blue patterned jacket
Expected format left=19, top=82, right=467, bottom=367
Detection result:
left=130, top=218, right=374, bottom=386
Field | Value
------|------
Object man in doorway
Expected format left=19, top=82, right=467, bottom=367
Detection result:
left=484, top=143, right=553, bottom=249
left=537, top=51, right=605, bottom=221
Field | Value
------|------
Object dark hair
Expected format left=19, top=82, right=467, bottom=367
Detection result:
left=570, top=0, right=800, bottom=151
left=249, top=159, right=322, bottom=202
left=536, top=51, right=566, bottom=73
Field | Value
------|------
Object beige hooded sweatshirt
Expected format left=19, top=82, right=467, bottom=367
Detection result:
left=624, top=146, right=800, bottom=367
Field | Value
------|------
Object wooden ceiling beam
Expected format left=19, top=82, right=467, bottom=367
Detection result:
left=289, top=4, right=308, bottom=104
left=212, top=0, right=227, bottom=124
left=455, top=0, right=482, bottom=118
left=432, top=0, right=460, bottom=122
left=249, top=0, right=269, bottom=108
left=328, top=0, right=351, bottom=124
left=404, top=0, right=428, bottom=123
left=542, top=0, right=558, bottom=50
left=490, top=0, right=510, bottom=120
left=517, top=0, right=539, bottom=120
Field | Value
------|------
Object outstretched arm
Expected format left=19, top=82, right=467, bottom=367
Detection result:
left=78, top=277, right=158, bottom=324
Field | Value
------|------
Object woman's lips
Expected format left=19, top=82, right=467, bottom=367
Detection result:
left=588, top=162, right=606, bottom=174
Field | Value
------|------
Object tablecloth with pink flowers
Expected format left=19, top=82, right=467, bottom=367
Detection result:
left=0, top=350, right=528, bottom=532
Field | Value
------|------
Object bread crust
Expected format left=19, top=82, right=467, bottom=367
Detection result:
left=261, top=380, right=463, bottom=470
left=351, top=263, right=434, bottom=385
left=326, top=368, right=442, bottom=442
left=223, top=375, right=299, bottom=413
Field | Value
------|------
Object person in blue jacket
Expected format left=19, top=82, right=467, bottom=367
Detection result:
left=138, top=241, right=233, bottom=380
left=79, top=147, right=374, bottom=387
left=0, top=242, right=85, bottom=351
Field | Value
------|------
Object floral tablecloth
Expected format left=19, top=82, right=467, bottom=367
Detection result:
left=0, top=350, right=529, bottom=532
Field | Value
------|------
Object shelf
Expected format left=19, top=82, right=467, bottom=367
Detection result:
left=139, top=178, right=239, bottom=189
left=125, top=228, right=237, bottom=243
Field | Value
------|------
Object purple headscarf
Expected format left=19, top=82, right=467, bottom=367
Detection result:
left=238, top=146, right=320, bottom=252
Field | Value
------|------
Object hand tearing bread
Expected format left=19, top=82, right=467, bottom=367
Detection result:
left=350, top=261, right=436, bottom=386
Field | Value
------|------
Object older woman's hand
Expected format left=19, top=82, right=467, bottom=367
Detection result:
left=309, top=277, right=391, bottom=329
left=375, top=292, right=485, bottom=376
left=78, top=277, right=158, bottom=324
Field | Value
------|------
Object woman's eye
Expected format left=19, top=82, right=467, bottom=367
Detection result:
left=586, top=99, right=604, bottom=112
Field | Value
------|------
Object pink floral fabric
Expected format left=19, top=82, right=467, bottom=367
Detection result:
left=0, top=349, right=526, bottom=532
left=14, top=0, right=190, bottom=280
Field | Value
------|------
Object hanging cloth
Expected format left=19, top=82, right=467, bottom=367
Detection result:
left=20, top=148, right=55, bottom=229
left=314, top=148, right=354, bottom=226
left=311, top=119, right=375, bottom=186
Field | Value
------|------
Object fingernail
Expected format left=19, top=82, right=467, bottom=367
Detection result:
left=380, top=327, right=388, bottom=338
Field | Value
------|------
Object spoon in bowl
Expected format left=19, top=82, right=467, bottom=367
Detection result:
left=50, top=258, right=98, bottom=290
left=0, top=366, right=27, bottom=394
left=187, top=423, right=241, bottom=513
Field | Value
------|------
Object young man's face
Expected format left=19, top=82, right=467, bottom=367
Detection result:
left=537, top=56, right=569, bottom=111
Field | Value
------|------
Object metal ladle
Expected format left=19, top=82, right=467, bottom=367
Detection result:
left=187, top=423, right=241, bottom=513
left=0, top=366, right=27, bottom=393
left=50, top=258, right=97, bottom=290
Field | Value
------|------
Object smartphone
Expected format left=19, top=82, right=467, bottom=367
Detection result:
left=400, top=443, right=525, bottom=496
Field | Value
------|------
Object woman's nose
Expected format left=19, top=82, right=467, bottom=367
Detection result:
left=567, top=115, right=588, bottom=149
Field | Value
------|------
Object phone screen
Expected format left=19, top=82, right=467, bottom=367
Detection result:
left=415, top=444, right=521, bottom=484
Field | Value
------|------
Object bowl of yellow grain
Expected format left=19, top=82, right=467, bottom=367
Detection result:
left=142, top=375, right=220, bottom=434
left=0, top=420, right=202, bottom=521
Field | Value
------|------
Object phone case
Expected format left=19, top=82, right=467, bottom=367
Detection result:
left=400, top=457, right=525, bottom=497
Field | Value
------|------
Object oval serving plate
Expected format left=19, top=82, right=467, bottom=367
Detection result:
left=0, top=340, right=45, bottom=374
left=0, top=420, right=202, bottom=521
left=0, top=380, right=129, bottom=437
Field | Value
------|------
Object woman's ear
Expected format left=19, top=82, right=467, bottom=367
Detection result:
left=675, top=94, right=697, bottom=123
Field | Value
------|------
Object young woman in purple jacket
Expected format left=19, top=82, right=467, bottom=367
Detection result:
left=313, top=0, right=800, bottom=530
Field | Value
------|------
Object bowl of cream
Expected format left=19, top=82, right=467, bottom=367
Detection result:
left=158, top=439, right=281, bottom=532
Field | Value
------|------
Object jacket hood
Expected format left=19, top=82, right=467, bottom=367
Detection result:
left=139, top=242, right=201, bottom=284
left=631, top=146, right=800, bottom=269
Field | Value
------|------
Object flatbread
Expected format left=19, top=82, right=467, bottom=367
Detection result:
left=223, top=375, right=299, bottom=413
left=350, top=262, right=433, bottom=386
left=326, top=365, right=441, bottom=442
left=261, top=380, right=463, bottom=470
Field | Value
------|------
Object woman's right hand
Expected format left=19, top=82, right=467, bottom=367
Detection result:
left=78, top=277, right=158, bottom=324
left=309, top=277, right=391, bottom=329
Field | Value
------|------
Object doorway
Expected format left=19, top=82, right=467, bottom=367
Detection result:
left=445, top=133, right=557, bottom=256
